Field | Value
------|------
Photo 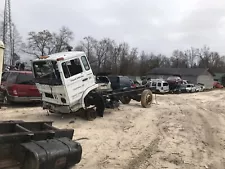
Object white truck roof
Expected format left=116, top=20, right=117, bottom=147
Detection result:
left=34, top=51, right=86, bottom=61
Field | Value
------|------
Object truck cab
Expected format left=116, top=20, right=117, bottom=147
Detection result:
left=32, top=51, right=97, bottom=114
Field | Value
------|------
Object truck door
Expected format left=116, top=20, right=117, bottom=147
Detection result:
left=80, top=56, right=95, bottom=90
left=61, top=58, right=85, bottom=104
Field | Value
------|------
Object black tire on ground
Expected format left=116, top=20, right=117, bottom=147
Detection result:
left=85, top=92, right=105, bottom=117
left=141, top=89, right=153, bottom=108
left=91, top=110, right=97, bottom=119
left=120, top=96, right=131, bottom=104
left=85, top=110, right=94, bottom=121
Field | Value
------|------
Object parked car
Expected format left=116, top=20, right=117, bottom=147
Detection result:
left=148, top=79, right=169, bottom=94
left=195, top=83, right=205, bottom=92
left=95, top=75, right=112, bottom=92
left=180, top=84, right=187, bottom=93
left=167, top=76, right=183, bottom=93
left=106, top=75, right=136, bottom=105
left=0, top=71, right=41, bottom=104
left=108, top=75, right=133, bottom=90
left=167, top=76, right=182, bottom=82
left=130, top=79, right=141, bottom=88
left=197, top=83, right=205, bottom=91
left=213, top=81, right=223, bottom=89
left=133, top=80, right=141, bottom=86
left=186, top=84, right=196, bottom=93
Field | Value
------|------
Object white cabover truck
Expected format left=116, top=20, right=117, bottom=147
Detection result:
left=32, top=51, right=153, bottom=120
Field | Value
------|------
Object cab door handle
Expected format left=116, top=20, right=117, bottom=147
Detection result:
left=83, top=78, right=88, bottom=82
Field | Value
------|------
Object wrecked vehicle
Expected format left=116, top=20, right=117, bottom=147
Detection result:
left=31, top=51, right=153, bottom=120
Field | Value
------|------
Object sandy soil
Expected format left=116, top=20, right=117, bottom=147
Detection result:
left=1, top=90, right=225, bottom=169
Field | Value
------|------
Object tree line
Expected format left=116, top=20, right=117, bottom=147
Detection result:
left=1, top=24, right=225, bottom=75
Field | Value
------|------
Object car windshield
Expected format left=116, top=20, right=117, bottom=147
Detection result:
left=33, top=60, right=62, bottom=85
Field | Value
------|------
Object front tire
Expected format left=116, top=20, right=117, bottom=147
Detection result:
left=85, top=92, right=105, bottom=117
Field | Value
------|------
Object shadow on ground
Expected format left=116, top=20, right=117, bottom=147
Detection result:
left=0, top=102, right=42, bottom=109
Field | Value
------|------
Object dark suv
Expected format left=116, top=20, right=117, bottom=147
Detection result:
left=0, top=71, right=41, bottom=104
left=108, top=75, right=134, bottom=90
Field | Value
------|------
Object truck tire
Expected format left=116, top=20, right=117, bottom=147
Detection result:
left=85, top=92, right=105, bottom=117
left=141, top=89, right=153, bottom=108
left=120, top=96, right=131, bottom=104
left=85, top=109, right=97, bottom=121
left=94, top=93, right=105, bottom=117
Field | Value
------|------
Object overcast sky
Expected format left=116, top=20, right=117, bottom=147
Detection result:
left=0, top=0, right=225, bottom=56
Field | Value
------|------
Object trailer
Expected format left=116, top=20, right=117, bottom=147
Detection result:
left=0, top=120, right=82, bottom=169
left=31, top=51, right=153, bottom=120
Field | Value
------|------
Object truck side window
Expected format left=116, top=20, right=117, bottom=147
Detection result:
left=81, top=56, right=90, bottom=71
left=158, top=83, right=161, bottom=87
left=62, top=58, right=83, bottom=78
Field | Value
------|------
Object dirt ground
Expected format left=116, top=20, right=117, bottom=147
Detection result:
left=1, top=90, right=225, bottom=169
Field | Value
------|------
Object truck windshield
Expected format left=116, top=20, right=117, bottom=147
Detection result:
left=33, top=61, right=62, bottom=85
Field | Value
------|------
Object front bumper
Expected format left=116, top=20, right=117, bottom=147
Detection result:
left=8, top=95, right=41, bottom=103
left=43, top=101, right=71, bottom=114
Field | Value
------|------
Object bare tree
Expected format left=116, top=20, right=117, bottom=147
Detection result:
left=198, top=45, right=211, bottom=68
left=110, top=43, right=123, bottom=74
left=170, top=50, right=188, bottom=68
left=53, top=26, right=74, bottom=53
left=22, top=30, right=53, bottom=57
left=11, top=24, right=22, bottom=64
left=93, top=38, right=112, bottom=72
left=78, top=36, right=97, bottom=64
left=23, top=27, right=74, bottom=58
left=119, top=43, right=130, bottom=75
left=184, top=47, right=199, bottom=68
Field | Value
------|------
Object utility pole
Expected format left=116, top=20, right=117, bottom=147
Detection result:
left=3, top=0, right=13, bottom=66
left=0, top=41, right=4, bottom=108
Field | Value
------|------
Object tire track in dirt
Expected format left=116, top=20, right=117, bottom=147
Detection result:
left=124, top=137, right=160, bottom=169
left=179, top=95, right=225, bottom=169
left=196, top=112, right=215, bottom=149
left=194, top=105, right=225, bottom=169
left=156, top=95, right=217, bottom=168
